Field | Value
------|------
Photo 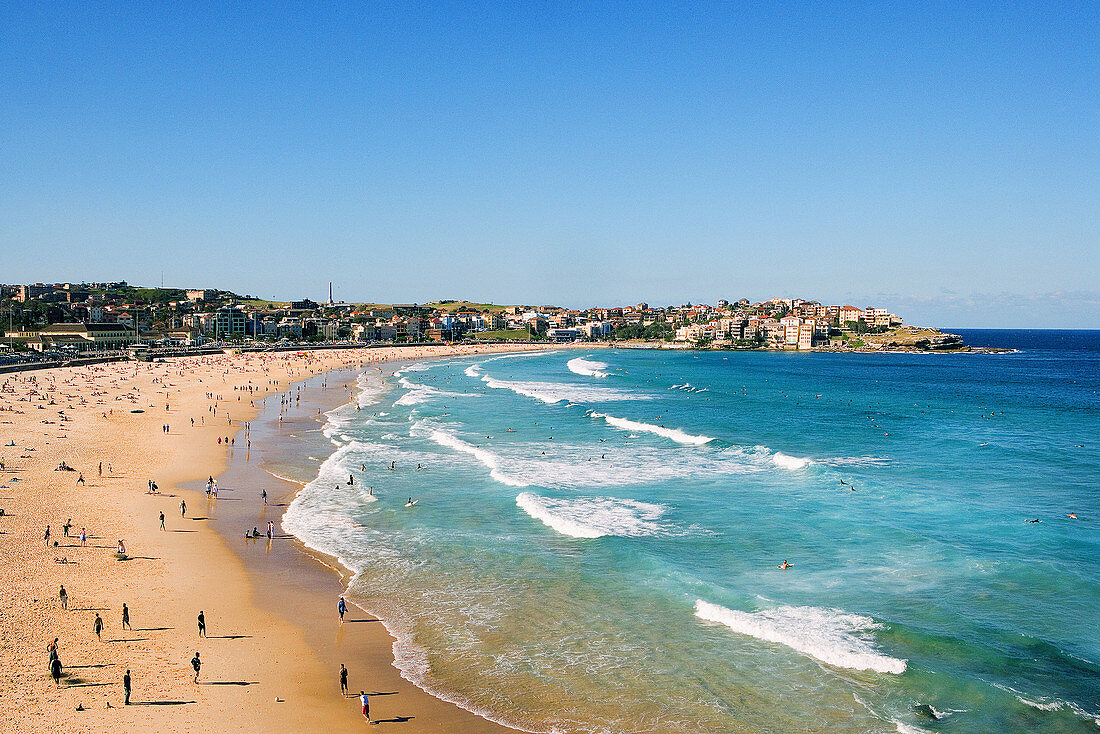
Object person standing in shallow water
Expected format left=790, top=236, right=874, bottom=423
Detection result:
left=340, top=663, right=348, bottom=695
left=338, top=597, right=347, bottom=622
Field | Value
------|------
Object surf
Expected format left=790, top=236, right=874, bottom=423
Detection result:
left=588, top=411, right=714, bottom=445
left=516, top=492, right=671, bottom=539
left=567, top=357, right=610, bottom=378
left=694, top=600, right=907, bottom=674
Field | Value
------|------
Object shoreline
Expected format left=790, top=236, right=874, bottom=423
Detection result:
left=0, top=344, right=562, bottom=733
left=201, top=360, right=519, bottom=732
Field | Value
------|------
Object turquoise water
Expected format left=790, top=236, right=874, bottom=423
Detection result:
left=282, top=332, right=1100, bottom=733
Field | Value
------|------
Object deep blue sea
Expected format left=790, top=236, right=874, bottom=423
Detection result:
left=282, top=331, right=1100, bottom=733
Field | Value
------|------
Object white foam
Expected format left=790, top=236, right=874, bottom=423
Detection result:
left=893, top=722, right=934, bottom=734
left=997, top=685, right=1100, bottom=726
left=421, top=426, right=528, bottom=487
left=516, top=492, right=670, bottom=539
left=819, top=456, right=891, bottom=467
left=772, top=452, right=812, bottom=470
left=694, top=600, right=907, bottom=674
left=395, top=376, right=478, bottom=406
left=479, top=373, right=646, bottom=405
left=589, top=411, right=713, bottom=445
left=567, top=357, right=609, bottom=378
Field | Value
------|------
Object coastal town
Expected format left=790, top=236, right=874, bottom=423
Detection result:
left=1, top=281, right=964, bottom=362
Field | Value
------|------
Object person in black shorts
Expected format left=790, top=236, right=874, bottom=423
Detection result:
left=340, top=664, right=348, bottom=695
left=197, top=611, right=206, bottom=637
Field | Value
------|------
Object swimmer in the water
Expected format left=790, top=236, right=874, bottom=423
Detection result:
left=1026, top=518, right=1042, bottom=523
left=1066, top=513, right=1078, bottom=519
left=778, top=560, right=792, bottom=570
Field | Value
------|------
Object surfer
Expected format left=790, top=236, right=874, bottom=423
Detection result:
left=389, top=461, right=395, bottom=470
left=1025, top=518, right=1042, bottom=523
left=778, top=560, right=793, bottom=570
left=1067, top=513, right=1078, bottom=519
left=348, top=474, right=354, bottom=485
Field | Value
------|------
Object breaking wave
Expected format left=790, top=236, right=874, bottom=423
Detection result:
left=588, top=411, right=714, bottom=446
left=694, top=600, right=907, bottom=674
left=567, top=357, right=609, bottom=378
left=516, top=492, right=671, bottom=539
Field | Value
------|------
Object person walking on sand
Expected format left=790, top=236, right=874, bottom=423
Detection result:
left=159, top=511, right=165, bottom=531
left=340, top=663, right=348, bottom=696
left=261, top=488, right=267, bottom=505
left=121, top=603, right=131, bottom=630
left=94, top=613, right=103, bottom=640
left=123, top=669, right=131, bottom=704
left=77, top=473, right=84, bottom=485
left=360, top=691, right=370, bottom=723
left=191, top=652, right=201, bottom=683
left=338, top=597, right=347, bottom=622
left=197, top=611, right=206, bottom=637
left=50, top=654, right=62, bottom=686
left=180, top=499, right=186, bottom=517
left=59, top=585, right=67, bottom=610
left=79, top=528, right=86, bottom=546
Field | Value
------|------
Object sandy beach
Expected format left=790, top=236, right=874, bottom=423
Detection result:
left=0, top=344, right=554, bottom=733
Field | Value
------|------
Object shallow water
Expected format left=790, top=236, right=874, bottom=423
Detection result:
left=282, top=332, right=1100, bottom=733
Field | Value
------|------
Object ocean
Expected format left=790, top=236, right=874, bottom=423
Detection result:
left=279, top=331, right=1100, bottom=733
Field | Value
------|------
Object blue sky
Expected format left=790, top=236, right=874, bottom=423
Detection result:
left=1, top=2, right=1096, bottom=327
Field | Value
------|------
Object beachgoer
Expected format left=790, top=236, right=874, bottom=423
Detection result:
left=62, top=518, right=71, bottom=536
left=79, top=528, right=86, bottom=546
left=160, top=511, right=165, bottom=531
left=50, top=655, right=62, bottom=686
left=360, top=691, right=370, bottom=722
left=123, top=669, right=131, bottom=705
left=117, top=539, right=126, bottom=556
left=59, top=585, right=68, bottom=610
left=191, top=652, right=201, bottom=682
left=778, top=560, right=792, bottom=570
left=340, top=664, right=348, bottom=695
left=44, top=525, right=50, bottom=546
left=180, top=499, right=186, bottom=517
left=338, top=597, right=347, bottom=622
left=122, top=603, right=131, bottom=630
left=261, top=488, right=267, bottom=505
left=77, top=473, right=84, bottom=485
left=94, top=613, right=103, bottom=640
left=197, top=611, right=206, bottom=637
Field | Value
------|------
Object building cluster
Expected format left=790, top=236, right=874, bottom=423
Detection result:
left=0, top=283, right=902, bottom=353
left=669, top=298, right=902, bottom=349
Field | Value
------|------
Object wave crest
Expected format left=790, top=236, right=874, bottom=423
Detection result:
left=694, top=600, right=907, bottom=674
left=567, top=357, right=609, bottom=378
left=516, top=492, right=671, bottom=539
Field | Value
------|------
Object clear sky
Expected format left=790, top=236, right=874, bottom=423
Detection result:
left=1, top=2, right=1097, bottom=327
